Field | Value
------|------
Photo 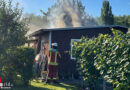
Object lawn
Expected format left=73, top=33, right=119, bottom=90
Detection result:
left=12, top=79, right=78, bottom=90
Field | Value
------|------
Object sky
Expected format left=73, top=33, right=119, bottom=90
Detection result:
left=11, top=0, right=130, bottom=17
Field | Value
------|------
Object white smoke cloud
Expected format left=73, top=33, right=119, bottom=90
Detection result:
left=46, top=0, right=97, bottom=28
left=47, top=0, right=83, bottom=28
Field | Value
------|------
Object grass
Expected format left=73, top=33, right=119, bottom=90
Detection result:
left=12, top=79, right=78, bottom=90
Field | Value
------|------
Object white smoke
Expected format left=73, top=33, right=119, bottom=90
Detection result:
left=47, top=0, right=86, bottom=28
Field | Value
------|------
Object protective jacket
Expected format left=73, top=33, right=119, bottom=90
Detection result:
left=48, top=49, right=60, bottom=66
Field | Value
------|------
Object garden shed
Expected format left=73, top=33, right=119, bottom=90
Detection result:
left=30, top=25, right=128, bottom=79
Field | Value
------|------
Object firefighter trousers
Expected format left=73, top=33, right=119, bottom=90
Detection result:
left=47, top=65, right=58, bottom=80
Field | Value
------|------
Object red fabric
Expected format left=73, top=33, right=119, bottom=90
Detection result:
left=50, top=52, right=56, bottom=62
left=48, top=65, right=58, bottom=78
left=50, top=52, right=59, bottom=63
left=0, top=77, right=2, bottom=83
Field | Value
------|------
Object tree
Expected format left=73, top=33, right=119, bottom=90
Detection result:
left=23, top=13, right=48, bottom=28
left=101, top=0, right=114, bottom=25
left=114, top=15, right=130, bottom=27
left=0, top=0, right=27, bottom=83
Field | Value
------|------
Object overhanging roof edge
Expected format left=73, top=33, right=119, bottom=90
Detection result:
left=29, top=25, right=128, bottom=37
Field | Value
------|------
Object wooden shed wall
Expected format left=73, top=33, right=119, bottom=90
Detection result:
left=36, top=32, right=49, bottom=54
left=51, top=27, right=113, bottom=79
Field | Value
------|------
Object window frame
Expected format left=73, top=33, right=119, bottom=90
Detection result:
left=70, top=39, right=80, bottom=60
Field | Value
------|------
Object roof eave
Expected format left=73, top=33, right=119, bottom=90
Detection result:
left=29, top=25, right=128, bottom=37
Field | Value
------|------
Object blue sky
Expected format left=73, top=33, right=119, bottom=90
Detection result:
left=15, top=0, right=130, bottom=17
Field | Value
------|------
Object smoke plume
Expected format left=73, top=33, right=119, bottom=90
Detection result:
left=46, top=0, right=97, bottom=28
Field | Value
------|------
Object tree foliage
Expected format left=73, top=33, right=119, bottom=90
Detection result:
left=94, top=30, right=130, bottom=90
left=0, top=0, right=27, bottom=56
left=114, top=15, right=130, bottom=28
left=1, top=46, right=35, bottom=86
left=101, top=0, right=114, bottom=25
left=11, top=46, right=35, bottom=86
left=73, top=38, right=101, bottom=89
left=23, top=13, right=48, bottom=27
left=0, top=0, right=28, bottom=84
left=73, top=30, right=130, bottom=89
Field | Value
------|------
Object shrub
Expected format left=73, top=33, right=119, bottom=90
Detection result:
left=73, top=29, right=130, bottom=90
left=73, top=37, right=101, bottom=90
left=94, top=30, right=130, bottom=89
left=7, top=46, right=35, bottom=86
left=0, top=0, right=27, bottom=86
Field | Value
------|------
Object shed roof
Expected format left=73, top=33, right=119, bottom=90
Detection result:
left=30, top=25, right=128, bottom=37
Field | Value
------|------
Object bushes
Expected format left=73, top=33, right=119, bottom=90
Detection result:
left=0, top=0, right=28, bottom=86
left=94, top=30, right=130, bottom=89
left=1, top=46, right=35, bottom=86
left=73, top=29, right=130, bottom=90
left=73, top=37, right=101, bottom=89
left=12, top=46, right=35, bottom=86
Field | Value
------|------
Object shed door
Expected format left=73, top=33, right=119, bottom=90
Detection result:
left=44, top=43, right=49, bottom=58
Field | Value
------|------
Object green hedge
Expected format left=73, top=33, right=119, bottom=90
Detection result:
left=1, top=46, right=35, bottom=86
left=73, top=29, right=130, bottom=90
left=12, top=46, right=35, bottom=86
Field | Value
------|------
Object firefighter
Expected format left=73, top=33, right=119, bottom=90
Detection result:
left=46, top=43, right=61, bottom=83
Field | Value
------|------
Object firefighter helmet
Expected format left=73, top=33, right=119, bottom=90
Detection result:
left=52, top=43, right=58, bottom=47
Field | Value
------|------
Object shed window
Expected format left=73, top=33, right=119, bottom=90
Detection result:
left=70, top=39, right=80, bottom=59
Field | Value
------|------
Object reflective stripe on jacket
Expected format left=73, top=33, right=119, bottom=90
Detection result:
left=48, top=49, right=59, bottom=65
